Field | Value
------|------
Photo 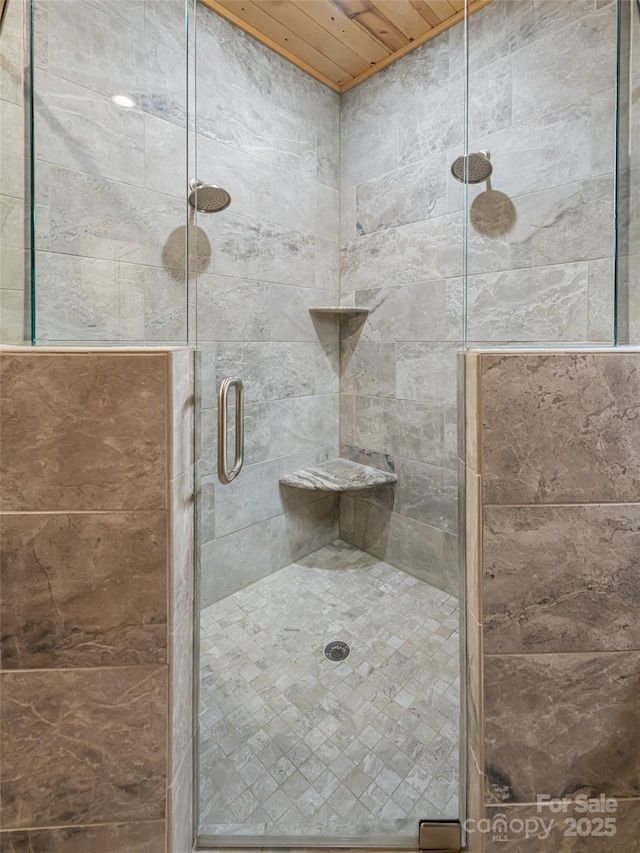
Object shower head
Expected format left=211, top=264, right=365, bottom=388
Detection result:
left=450, top=150, right=493, bottom=184
left=188, top=178, right=231, bottom=213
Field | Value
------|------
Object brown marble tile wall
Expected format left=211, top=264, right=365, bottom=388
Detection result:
left=1, top=512, right=168, bottom=669
left=0, top=349, right=195, bottom=853
left=0, top=822, right=167, bottom=853
left=466, top=350, right=640, bottom=852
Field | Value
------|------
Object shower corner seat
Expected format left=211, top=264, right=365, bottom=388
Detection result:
left=279, top=458, right=397, bottom=491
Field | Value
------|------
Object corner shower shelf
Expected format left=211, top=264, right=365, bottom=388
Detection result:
left=308, top=307, right=369, bottom=317
left=280, top=458, right=397, bottom=492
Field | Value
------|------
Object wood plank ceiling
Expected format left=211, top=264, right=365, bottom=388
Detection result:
left=199, top=0, right=493, bottom=93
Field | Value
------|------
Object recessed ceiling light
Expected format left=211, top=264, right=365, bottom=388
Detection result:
left=112, top=94, right=135, bottom=108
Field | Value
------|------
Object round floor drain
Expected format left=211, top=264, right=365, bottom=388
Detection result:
left=324, top=640, right=350, bottom=662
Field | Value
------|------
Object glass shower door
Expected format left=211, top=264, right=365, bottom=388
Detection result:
left=193, top=1, right=465, bottom=846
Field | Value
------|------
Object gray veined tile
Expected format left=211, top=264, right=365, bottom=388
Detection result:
left=317, top=127, right=339, bottom=189
left=196, top=276, right=270, bottom=343
left=587, top=257, right=615, bottom=343
left=144, top=0, right=186, bottom=55
left=269, top=169, right=338, bottom=241
left=591, top=88, right=617, bottom=177
left=198, top=12, right=272, bottom=100
left=0, top=291, right=25, bottom=345
left=143, top=114, right=188, bottom=199
left=355, top=154, right=448, bottom=236
left=503, top=0, right=601, bottom=52
left=270, top=53, right=340, bottom=136
left=87, top=0, right=145, bottom=31
left=315, top=237, right=340, bottom=292
left=355, top=34, right=450, bottom=125
left=269, top=396, right=339, bottom=459
left=354, top=280, right=461, bottom=343
left=213, top=215, right=316, bottom=286
left=34, top=253, right=145, bottom=343
left=340, top=116, right=398, bottom=189
left=340, top=186, right=357, bottom=244
left=0, top=196, right=24, bottom=252
left=0, top=246, right=26, bottom=294
left=473, top=99, right=592, bottom=200
left=451, top=0, right=511, bottom=80
left=0, top=101, right=24, bottom=199
left=47, top=165, right=184, bottom=269
left=511, top=3, right=617, bottom=125
left=48, top=1, right=146, bottom=102
left=214, top=342, right=334, bottom=403
left=341, top=229, right=398, bottom=292
left=214, top=78, right=316, bottom=179
left=139, top=37, right=189, bottom=129
left=509, top=176, right=614, bottom=270
left=396, top=343, right=460, bottom=405
left=268, top=284, right=339, bottom=342
left=363, top=457, right=459, bottom=535
left=397, top=214, right=464, bottom=285
left=122, top=262, right=188, bottom=344
left=466, top=262, right=589, bottom=344
left=468, top=54, right=512, bottom=138
left=194, top=134, right=275, bottom=225
left=0, top=0, right=25, bottom=105
left=398, top=79, right=465, bottom=167
left=340, top=341, right=396, bottom=399
left=353, top=396, right=447, bottom=468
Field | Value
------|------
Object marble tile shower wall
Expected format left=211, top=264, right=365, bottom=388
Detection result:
left=32, top=0, right=191, bottom=344
left=194, top=10, right=342, bottom=606
left=337, top=0, right=617, bottom=596
left=338, top=34, right=463, bottom=596
left=0, top=348, right=195, bottom=853
left=0, top=0, right=26, bottom=343
left=466, top=351, right=640, bottom=852
left=458, top=0, right=617, bottom=345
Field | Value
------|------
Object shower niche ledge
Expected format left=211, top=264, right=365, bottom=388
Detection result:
left=308, top=306, right=369, bottom=317
left=280, top=458, right=397, bottom=492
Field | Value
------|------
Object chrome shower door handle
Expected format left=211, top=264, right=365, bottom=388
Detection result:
left=217, top=377, right=244, bottom=485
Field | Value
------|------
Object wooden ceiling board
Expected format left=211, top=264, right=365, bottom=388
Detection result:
left=369, top=0, right=432, bottom=40
left=258, top=0, right=369, bottom=76
left=423, top=0, right=457, bottom=23
left=409, top=0, right=442, bottom=28
left=199, top=0, right=493, bottom=93
left=212, top=0, right=352, bottom=87
left=296, top=0, right=392, bottom=63
left=330, top=0, right=411, bottom=52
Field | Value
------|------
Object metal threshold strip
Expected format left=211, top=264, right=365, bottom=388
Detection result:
left=196, top=821, right=462, bottom=851
left=196, top=834, right=419, bottom=849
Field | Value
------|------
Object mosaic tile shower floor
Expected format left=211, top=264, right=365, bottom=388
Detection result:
left=199, top=540, right=459, bottom=841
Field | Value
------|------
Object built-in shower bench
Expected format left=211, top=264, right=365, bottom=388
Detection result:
left=279, top=458, right=397, bottom=492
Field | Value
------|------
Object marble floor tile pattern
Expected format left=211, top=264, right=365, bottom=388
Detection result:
left=199, top=541, right=459, bottom=841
